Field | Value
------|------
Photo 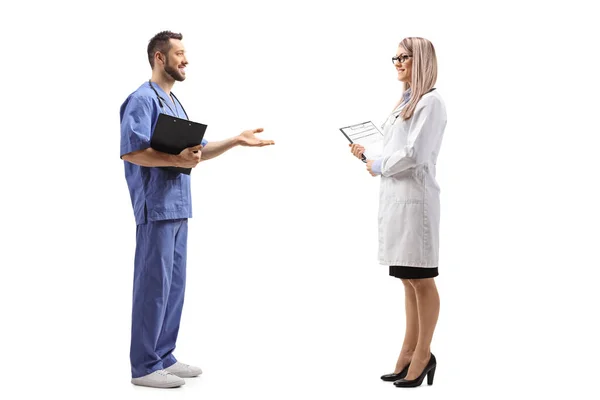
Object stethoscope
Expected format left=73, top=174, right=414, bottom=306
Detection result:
left=148, top=80, right=189, bottom=120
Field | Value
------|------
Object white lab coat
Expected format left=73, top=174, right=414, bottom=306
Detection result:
left=371, top=90, right=447, bottom=267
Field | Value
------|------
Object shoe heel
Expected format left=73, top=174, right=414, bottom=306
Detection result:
left=427, top=365, right=436, bottom=385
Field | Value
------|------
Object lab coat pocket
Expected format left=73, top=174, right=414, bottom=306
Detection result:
left=381, top=173, right=425, bottom=204
left=379, top=200, right=425, bottom=263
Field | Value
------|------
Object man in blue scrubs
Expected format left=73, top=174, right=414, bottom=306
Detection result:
left=120, top=31, right=274, bottom=389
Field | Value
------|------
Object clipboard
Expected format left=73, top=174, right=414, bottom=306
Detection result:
left=339, top=121, right=383, bottom=163
left=151, top=113, right=208, bottom=175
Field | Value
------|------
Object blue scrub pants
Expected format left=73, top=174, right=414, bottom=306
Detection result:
left=130, top=218, right=188, bottom=378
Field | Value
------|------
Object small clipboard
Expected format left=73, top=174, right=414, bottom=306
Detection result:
left=339, top=121, right=383, bottom=163
left=151, top=113, right=208, bottom=175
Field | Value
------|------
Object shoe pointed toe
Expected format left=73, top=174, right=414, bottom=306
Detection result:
left=380, top=364, right=410, bottom=381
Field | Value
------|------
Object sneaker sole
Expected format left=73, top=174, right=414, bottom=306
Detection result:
left=131, top=379, right=185, bottom=388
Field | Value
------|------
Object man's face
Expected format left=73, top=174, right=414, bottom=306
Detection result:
left=162, top=39, right=188, bottom=81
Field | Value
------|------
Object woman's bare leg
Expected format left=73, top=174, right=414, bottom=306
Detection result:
left=403, top=278, right=439, bottom=380
left=393, top=278, right=419, bottom=373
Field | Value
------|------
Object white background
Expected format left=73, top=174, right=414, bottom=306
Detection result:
left=1, top=0, right=599, bottom=399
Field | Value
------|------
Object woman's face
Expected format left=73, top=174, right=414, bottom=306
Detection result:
left=394, top=46, right=412, bottom=83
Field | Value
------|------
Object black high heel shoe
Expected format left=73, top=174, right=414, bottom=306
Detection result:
left=380, top=364, right=410, bottom=382
left=393, top=353, right=436, bottom=388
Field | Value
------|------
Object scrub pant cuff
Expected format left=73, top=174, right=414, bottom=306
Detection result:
left=162, top=354, right=178, bottom=369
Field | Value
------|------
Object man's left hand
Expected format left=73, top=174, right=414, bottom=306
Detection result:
left=238, top=128, right=275, bottom=147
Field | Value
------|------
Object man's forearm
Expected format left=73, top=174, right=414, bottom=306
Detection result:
left=201, top=136, right=241, bottom=160
left=121, top=147, right=180, bottom=167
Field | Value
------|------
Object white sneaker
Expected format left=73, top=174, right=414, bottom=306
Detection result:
left=131, top=369, right=185, bottom=388
left=165, top=361, right=203, bottom=378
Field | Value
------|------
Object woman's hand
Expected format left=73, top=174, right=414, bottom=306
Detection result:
left=349, top=143, right=365, bottom=160
left=366, top=160, right=378, bottom=176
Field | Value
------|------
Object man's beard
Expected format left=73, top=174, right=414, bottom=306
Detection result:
left=164, top=57, right=185, bottom=81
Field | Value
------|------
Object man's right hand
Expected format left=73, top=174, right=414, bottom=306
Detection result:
left=349, top=143, right=365, bottom=160
left=177, top=144, right=203, bottom=168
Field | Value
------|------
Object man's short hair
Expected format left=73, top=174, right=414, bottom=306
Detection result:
left=147, top=31, right=183, bottom=68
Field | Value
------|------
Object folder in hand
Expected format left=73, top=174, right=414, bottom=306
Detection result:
left=150, top=113, right=208, bottom=175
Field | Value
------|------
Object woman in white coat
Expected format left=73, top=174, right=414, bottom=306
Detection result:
left=350, top=37, right=447, bottom=388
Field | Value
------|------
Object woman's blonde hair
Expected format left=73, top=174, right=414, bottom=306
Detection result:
left=399, top=37, right=438, bottom=120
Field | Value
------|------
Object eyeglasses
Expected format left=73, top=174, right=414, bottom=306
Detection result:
left=392, top=55, right=412, bottom=64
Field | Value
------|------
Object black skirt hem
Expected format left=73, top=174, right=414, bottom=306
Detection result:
left=389, top=265, right=438, bottom=279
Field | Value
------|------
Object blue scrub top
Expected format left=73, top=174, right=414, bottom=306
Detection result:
left=120, top=81, right=208, bottom=225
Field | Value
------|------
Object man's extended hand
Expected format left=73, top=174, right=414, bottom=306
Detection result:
left=237, top=128, right=275, bottom=147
